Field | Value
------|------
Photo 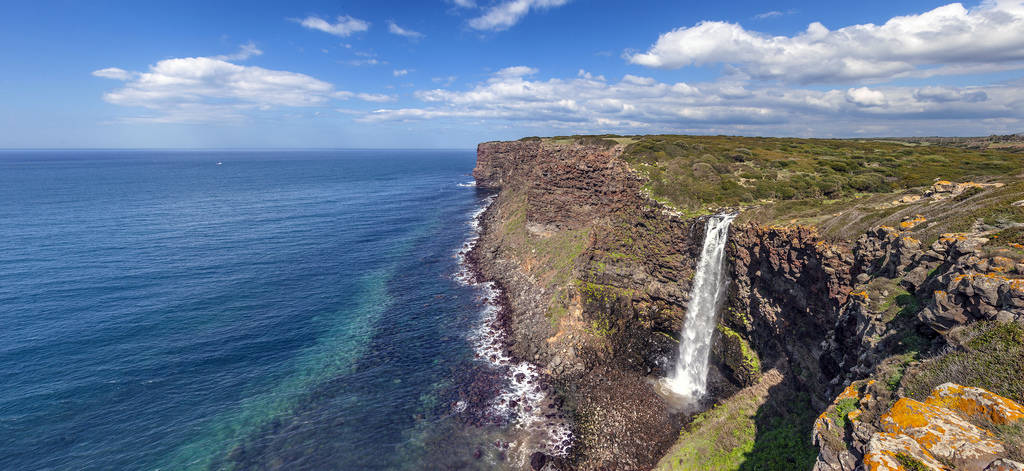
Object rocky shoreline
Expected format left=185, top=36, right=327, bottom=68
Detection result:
left=459, top=193, right=575, bottom=470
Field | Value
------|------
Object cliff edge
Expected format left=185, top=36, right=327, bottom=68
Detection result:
left=469, top=136, right=1024, bottom=470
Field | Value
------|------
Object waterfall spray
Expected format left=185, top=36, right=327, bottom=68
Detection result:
left=663, top=213, right=736, bottom=402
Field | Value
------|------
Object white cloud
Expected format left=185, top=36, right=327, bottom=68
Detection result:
left=494, top=65, right=538, bottom=77
left=628, top=1, right=1024, bottom=84
left=846, top=87, right=887, bottom=107
left=213, top=41, right=262, bottom=61
left=349, top=58, right=383, bottom=66
left=388, top=21, right=424, bottom=39
left=360, top=66, right=1024, bottom=136
left=913, top=86, right=988, bottom=103
left=754, top=11, right=783, bottom=20
left=432, top=75, right=458, bottom=87
left=394, top=69, right=410, bottom=77
left=468, top=0, right=570, bottom=31
left=298, top=15, right=370, bottom=37
left=451, top=0, right=476, bottom=7
left=92, top=67, right=133, bottom=81
left=356, top=93, right=397, bottom=102
left=94, top=53, right=359, bottom=123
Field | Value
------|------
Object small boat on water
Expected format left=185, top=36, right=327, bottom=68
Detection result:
left=216, top=162, right=223, bottom=166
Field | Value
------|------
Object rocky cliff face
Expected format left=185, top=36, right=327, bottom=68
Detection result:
left=469, top=139, right=1024, bottom=471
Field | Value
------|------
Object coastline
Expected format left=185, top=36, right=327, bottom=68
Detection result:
left=458, top=190, right=573, bottom=469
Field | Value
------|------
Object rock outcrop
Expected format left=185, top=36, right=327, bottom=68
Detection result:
left=814, top=382, right=1024, bottom=471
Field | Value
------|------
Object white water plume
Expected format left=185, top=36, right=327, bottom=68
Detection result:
left=663, top=213, right=736, bottom=402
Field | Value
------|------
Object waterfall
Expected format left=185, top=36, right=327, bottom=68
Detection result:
left=664, top=213, right=737, bottom=402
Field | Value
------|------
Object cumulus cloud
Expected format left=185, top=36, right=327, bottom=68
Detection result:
left=846, top=87, right=887, bottom=107
left=388, top=21, right=424, bottom=38
left=298, top=15, right=370, bottom=37
left=451, top=0, right=476, bottom=7
left=361, top=66, right=1024, bottom=136
left=468, top=0, right=570, bottom=31
left=93, top=51, right=360, bottom=123
left=628, top=1, right=1024, bottom=84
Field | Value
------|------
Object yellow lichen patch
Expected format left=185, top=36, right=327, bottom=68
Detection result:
left=851, top=291, right=870, bottom=301
left=925, top=383, right=1024, bottom=425
left=848, top=409, right=863, bottom=422
left=838, top=384, right=860, bottom=401
left=880, top=397, right=1005, bottom=463
left=992, top=256, right=1017, bottom=270
left=899, top=216, right=927, bottom=230
left=939, top=233, right=969, bottom=243
left=863, top=433, right=948, bottom=471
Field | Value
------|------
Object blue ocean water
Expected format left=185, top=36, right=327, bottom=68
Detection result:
left=0, top=150, right=501, bottom=470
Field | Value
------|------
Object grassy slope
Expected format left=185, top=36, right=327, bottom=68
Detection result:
left=615, top=135, right=1024, bottom=232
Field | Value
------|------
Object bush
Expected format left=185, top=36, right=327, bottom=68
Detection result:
left=903, top=322, right=1024, bottom=403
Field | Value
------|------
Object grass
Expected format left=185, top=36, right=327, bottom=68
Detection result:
left=903, top=322, right=1024, bottom=404
left=894, top=453, right=930, bottom=471
left=657, top=393, right=760, bottom=471
left=617, top=135, right=1024, bottom=216
left=829, top=398, right=859, bottom=429
left=993, top=422, right=1024, bottom=462
left=657, top=373, right=818, bottom=471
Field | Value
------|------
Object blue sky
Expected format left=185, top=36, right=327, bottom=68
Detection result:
left=2, top=0, right=1023, bottom=148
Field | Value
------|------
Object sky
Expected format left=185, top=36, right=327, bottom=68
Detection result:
left=1, top=0, right=1023, bottom=148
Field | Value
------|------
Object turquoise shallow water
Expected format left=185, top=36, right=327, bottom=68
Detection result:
left=0, top=150, right=502, bottom=470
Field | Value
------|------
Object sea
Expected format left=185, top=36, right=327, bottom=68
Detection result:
left=0, top=150, right=561, bottom=470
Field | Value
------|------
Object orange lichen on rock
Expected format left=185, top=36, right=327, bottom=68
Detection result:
left=881, top=397, right=1005, bottom=467
left=925, top=383, right=1024, bottom=425
left=899, top=216, right=927, bottom=230
left=940, top=233, right=969, bottom=243
left=863, top=433, right=948, bottom=471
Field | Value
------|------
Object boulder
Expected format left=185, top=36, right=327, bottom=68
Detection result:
left=862, top=432, right=948, bottom=471
left=880, top=398, right=1005, bottom=470
left=924, top=383, right=1024, bottom=425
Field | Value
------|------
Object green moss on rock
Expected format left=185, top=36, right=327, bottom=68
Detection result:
left=717, top=324, right=761, bottom=386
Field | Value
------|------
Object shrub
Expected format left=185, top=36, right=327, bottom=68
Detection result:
left=903, top=322, right=1024, bottom=403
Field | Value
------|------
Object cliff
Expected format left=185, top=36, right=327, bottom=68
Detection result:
left=469, top=136, right=1024, bottom=470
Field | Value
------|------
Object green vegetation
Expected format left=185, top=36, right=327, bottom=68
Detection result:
left=993, top=422, right=1024, bottom=462
left=656, top=376, right=818, bottom=471
left=499, top=192, right=592, bottom=326
left=830, top=398, right=859, bottom=429
left=904, top=322, right=1024, bottom=404
left=718, top=324, right=761, bottom=385
left=618, top=135, right=1024, bottom=214
left=657, top=392, right=760, bottom=471
left=894, top=453, right=930, bottom=471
